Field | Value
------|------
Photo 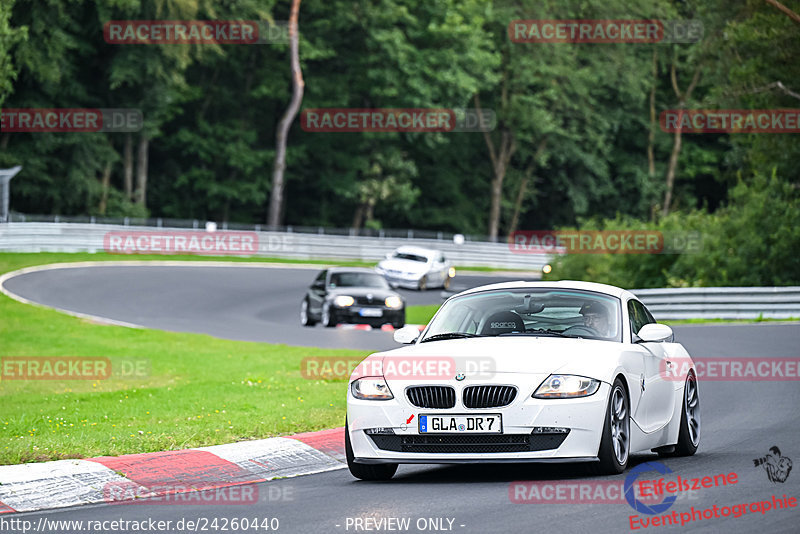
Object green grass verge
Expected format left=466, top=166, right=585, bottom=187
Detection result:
left=0, top=253, right=371, bottom=465
left=405, top=305, right=441, bottom=325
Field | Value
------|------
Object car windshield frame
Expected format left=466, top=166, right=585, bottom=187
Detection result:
left=420, top=287, right=624, bottom=343
left=328, top=271, right=390, bottom=289
left=391, top=252, right=429, bottom=263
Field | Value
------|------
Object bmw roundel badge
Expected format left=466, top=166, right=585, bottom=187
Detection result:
left=455, top=373, right=466, bottom=381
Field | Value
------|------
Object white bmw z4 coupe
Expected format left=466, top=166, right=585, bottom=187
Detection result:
left=345, top=281, right=700, bottom=480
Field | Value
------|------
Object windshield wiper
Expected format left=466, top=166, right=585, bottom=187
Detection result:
left=420, top=332, right=484, bottom=343
left=497, top=329, right=573, bottom=338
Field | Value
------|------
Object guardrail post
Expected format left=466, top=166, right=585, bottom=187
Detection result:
left=90, top=216, right=96, bottom=224
left=54, top=215, right=59, bottom=223
left=255, top=224, right=261, bottom=232
left=157, top=218, right=162, bottom=227
left=193, top=220, right=198, bottom=229
left=124, top=217, right=129, bottom=226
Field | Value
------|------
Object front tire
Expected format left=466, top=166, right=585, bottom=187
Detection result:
left=659, top=372, right=700, bottom=457
left=345, top=421, right=398, bottom=481
left=592, top=378, right=630, bottom=475
left=417, top=276, right=427, bottom=291
left=443, top=276, right=451, bottom=290
left=322, top=304, right=337, bottom=328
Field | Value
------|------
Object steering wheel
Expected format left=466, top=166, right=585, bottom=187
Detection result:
left=562, top=325, right=601, bottom=337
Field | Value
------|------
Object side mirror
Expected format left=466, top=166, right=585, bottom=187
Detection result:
left=385, top=252, right=393, bottom=259
left=312, top=281, right=325, bottom=290
left=393, top=325, right=420, bottom=344
left=636, top=323, right=674, bottom=343
left=389, top=281, right=399, bottom=289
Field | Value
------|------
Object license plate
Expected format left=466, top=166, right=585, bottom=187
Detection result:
left=359, top=308, right=383, bottom=317
left=419, top=414, right=502, bottom=434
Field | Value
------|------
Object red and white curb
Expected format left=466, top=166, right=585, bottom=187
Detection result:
left=0, top=428, right=345, bottom=514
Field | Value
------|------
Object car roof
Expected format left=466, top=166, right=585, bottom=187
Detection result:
left=453, top=280, right=636, bottom=301
left=393, top=246, right=439, bottom=257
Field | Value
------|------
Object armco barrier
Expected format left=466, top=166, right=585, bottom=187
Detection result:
left=1, top=222, right=797, bottom=320
left=632, top=287, right=800, bottom=320
left=0, top=222, right=548, bottom=270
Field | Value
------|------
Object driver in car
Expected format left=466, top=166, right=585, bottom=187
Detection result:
left=580, top=302, right=611, bottom=337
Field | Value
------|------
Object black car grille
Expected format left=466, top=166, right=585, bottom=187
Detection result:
left=354, top=296, right=381, bottom=305
left=462, top=385, right=517, bottom=408
left=369, top=432, right=569, bottom=454
left=406, top=386, right=456, bottom=409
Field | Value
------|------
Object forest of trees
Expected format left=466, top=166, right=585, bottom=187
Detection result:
left=0, top=1, right=798, bottom=284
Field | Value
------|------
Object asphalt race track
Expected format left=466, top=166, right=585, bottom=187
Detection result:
left=3, top=264, right=535, bottom=350
left=4, top=264, right=800, bottom=533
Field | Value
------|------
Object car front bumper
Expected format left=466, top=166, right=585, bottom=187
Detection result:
left=347, top=380, right=610, bottom=463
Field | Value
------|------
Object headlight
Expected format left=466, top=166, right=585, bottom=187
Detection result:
left=333, top=295, right=355, bottom=307
left=385, top=296, right=403, bottom=309
left=448, top=267, right=456, bottom=278
left=533, top=375, right=600, bottom=399
left=350, top=378, right=394, bottom=400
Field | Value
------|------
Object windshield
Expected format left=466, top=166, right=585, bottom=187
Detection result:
left=392, top=252, right=428, bottom=263
left=329, top=272, right=389, bottom=289
left=421, top=288, right=622, bottom=342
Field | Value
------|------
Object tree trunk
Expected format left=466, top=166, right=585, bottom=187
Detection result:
left=647, top=50, right=658, bottom=180
left=123, top=134, right=133, bottom=201
left=662, top=61, right=701, bottom=216
left=0, top=133, right=9, bottom=150
left=268, top=0, right=304, bottom=227
left=351, top=204, right=365, bottom=230
left=477, top=95, right=516, bottom=241
left=507, top=139, right=547, bottom=235
left=99, top=161, right=112, bottom=215
left=135, top=135, right=149, bottom=206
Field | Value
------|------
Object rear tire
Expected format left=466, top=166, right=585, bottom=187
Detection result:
left=659, top=372, right=700, bottom=457
left=345, top=421, right=398, bottom=481
left=591, top=378, right=630, bottom=475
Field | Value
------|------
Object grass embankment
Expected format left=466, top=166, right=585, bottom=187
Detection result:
left=0, top=253, right=370, bottom=465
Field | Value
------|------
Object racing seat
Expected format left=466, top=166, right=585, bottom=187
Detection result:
left=480, top=311, right=525, bottom=336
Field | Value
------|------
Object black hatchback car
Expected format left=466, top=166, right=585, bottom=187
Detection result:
left=300, top=268, right=406, bottom=328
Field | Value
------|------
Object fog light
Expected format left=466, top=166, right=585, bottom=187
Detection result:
left=532, top=426, right=569, bottom=434
left=364, top=427, right=396, bottom=435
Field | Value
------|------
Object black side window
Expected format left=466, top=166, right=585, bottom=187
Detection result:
left=314, top=270, right=327, bottom=286
left=628, top=300, right=652, bottom=337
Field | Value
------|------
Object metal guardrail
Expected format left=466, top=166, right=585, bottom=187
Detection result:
left=1, top=222, right=797, bottom=319
left=632, top=287, right=800, bottom=320
left=0, top=222, right=549, bottom=270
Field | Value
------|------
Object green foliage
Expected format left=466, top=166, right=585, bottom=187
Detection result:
left=545, top=171, right=800, bottom=288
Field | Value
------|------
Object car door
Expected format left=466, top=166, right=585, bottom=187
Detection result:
left=433, top=253, right=447, bottom=284
left=628, top=299, right=676, bottom=432
left=308, top=270, right=327, bottom=317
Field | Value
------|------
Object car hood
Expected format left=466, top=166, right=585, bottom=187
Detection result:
left=377, top=258, right=430, bottom=274
left=355, top=336, right=629, bottom=383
